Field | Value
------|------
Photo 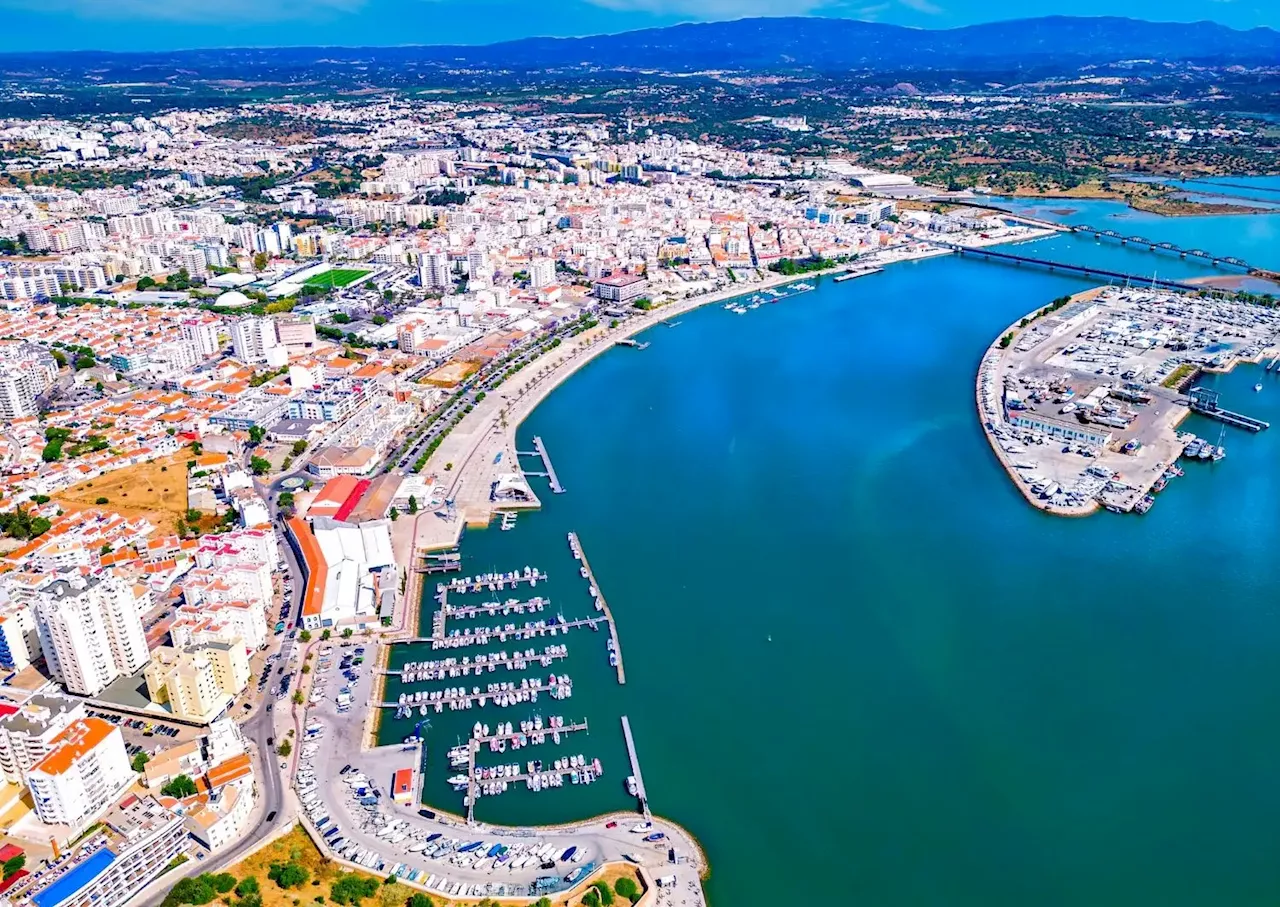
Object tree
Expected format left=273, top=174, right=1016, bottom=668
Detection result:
left=250, top=456, right=271, bottom=476
left=291, top=690, right=303, bottom=704
left=320, top=629, right=331, bottom=640
left=278, top=739, right=292, bottom=757
left=388, top=507, right=398, bottom=522
left=407, top=495, right=418, bottom=514
left=131, top=751, right=150, bottom=772
left=236, top=877, right=260, bottom=898
left=341, top=628, right=353, bottom=639
left=248, top=425, right=267, bottom=445
left=164, top=875, right=215, bottom=906
left=136, top=276, right=156, bottom=290
left=268, top=862, right=309, bottom=889
left=253, top=252, right=269, bottom=272
left=94, top=496, right=109, bottom=505
left=613, top=879, right=640, bottom=904
left=161, top=774, right=198, bottom=798
left=211, top=874, right=237, bottom=895
left=406, top=895, right=433, bottom=907
left=291, top=439, right=308, bottom=456
left=75, top=354, right=96, bottom=369
left=50, top=349, right=67, bottom=368
left=329, top=874, right=380, bottom=906
left=591, top=881, right=615, bottom=906
left=2, top=854, right=25, bottom=879
left=299, top=629, right=312, bottom=643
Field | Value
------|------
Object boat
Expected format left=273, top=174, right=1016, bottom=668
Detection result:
left=643, top=832, right=666, bottom=842
left=1256, top=383, right=1263, bottom=392
left=1183, top=439, right=1203, bottom=458
left=560, top=847, right=576, bottom=862
left=622, top=853, right=642, bottom=864
left=1212, top=427, right=1227, bottom=461
left=626, top=776, right=639, bottom=796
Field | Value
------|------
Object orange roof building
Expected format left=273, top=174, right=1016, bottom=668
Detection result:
left=27, top=717, right=134, bottom=833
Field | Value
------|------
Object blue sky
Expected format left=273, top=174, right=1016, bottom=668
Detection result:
left=0, top=0, right=1276, bottom=52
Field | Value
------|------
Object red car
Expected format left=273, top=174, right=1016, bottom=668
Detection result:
left=605, top=821, right=617, bottom=829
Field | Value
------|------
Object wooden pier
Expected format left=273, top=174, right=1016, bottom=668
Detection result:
left=517, top=436, right=565, bottom=494
left=444, top=596, right=550, bottom=620
left=621, top=716, right=650, bottom=820
left=472, top=718, right=589, bottom=746
left=568, top=531, right=625, bottom=684
left=390, top=615, right=606, bottom=647
left=437, top=570, right=548, bottom=594
left=376, top=678, right=573, bottom=711
left=416, top=550, right=461, bottom=575
left=378, top=647, right=569, bottom=682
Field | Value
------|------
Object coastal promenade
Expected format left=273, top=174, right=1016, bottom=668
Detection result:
left=396, top=225, right=1057, bottom=559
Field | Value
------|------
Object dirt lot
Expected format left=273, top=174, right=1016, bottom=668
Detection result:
left=53, top=453, right=190, bottom=530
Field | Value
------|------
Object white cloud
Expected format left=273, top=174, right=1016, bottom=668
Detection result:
left=583, top=0, right=941, bottom=18
left=0, top=0, right=363, bottom=22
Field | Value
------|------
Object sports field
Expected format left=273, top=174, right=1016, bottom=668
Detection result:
left=303, top=268, right=370, bottom=288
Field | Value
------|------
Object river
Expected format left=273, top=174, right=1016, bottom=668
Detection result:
left=380, top=200, right=1280, bottom=906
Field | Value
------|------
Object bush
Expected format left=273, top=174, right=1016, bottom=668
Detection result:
left=211, top=874, right=237, bottom=894
left=94, top=496, right=109, bottom=505
left=2, top=855, right=24, bottom=879
left=268, top=862, right=309, bottom=889
left=614, top=877, right=640, bottom=903
left=236, top=877, right=261, bottom=898
left=592, top=881, right=614, bottom=906
left=329, top=873, right=380, bottom=905
left=131, top=751, right=150, bottom=772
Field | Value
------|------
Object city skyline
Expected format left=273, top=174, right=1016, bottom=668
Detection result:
left=0, top=0, right=1277, bottom=53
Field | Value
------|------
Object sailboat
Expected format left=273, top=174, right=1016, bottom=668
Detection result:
left=1212, top=426, right=1227, bottom=461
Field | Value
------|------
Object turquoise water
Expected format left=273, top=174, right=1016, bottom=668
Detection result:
left=383, top=203, right=1280, bottom=905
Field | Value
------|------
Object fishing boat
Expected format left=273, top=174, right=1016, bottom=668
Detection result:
left=643, top=832, right=666, bottom=842
left=560, top=846, right=577, bottom=862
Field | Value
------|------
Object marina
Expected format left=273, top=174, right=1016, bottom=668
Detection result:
left=382, top=674, right=576, bottom=717
left=438, top=567, right=548, bottom=594
left=621, top=716, right=650, bottom=820
left=568, top=531, right=626, bottom=684
left=518, top=435, right=565, bottom=494
left=385, top=645, right=570, bottom=683
left=442, top=595, right=551, bottom=620
left=390, top=615, right=608, bottom=649
left=833, top=267, right=884, bottom=282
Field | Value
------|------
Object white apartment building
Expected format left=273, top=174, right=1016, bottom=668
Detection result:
left=36, top=795, right=188, bottom=907
left=230, top=316, right=287, bottom=367
left=0, top=694, right=86, bottom=785
left=0, top=601, right=36, bottom=671
left=0, top=342, right=58, bottom=419
left=27, top=717, right=134, bottom=833
left=34, top=573, right=150, bottom=697
left=418, top=251, right=450, bottom=290
left=528, top=256, right=556, bottom=288
left=181, top=316, right=222, bottom=358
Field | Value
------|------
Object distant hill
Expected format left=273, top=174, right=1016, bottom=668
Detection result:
left=4, top=16, right=1278, bottom=76
left=416, top=16, right=1280, bottom=72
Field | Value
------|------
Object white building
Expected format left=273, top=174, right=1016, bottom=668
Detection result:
left=27, top=717, right=134, bottom=833
left=230, top=317, right=287, bottom=367
left=34, top=573, right=150, bottom=697
left=418, top=251, right=450, bottom=290
left=0, top=342, right=58, bottom=419
left=180, top=316, right=222, bottom=358
left=528, top=257, right=556, bottom=289
left=0, top=694, right=87, bottom=785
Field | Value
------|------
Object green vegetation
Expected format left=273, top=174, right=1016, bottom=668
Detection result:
left=250, top=456, right=271, bottom=476
left=1163, top=363, right=1198, bottom=389
left=131, top=751, right=150, bottom=772
left=278, top=739, right=292, bottom=757
left=328, top=873, right=380, bottom=905
left=768, top=255, right=842, bottom=276
left=162, top=872, right=237, bottom=906
left=2, top=854, right=25, bottom=879
left=161, top=774, right=198, bottom=798
left=999, top=332, right=1014, bottom=349
left=268, top=861, right=310, bottom=889
left=303, top=269, right=370, bottom=289
left=614, top=877, right=641, bottom=904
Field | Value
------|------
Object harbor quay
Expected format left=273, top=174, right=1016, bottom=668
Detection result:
left=977, top=283, right=1280, bottom=517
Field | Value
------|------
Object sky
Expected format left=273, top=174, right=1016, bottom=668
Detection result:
left=0, top=0, right=1276, bottom=53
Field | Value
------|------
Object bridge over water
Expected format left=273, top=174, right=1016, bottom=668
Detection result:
left=1069, top=225, right=1254, bottom=273
left=936, top=242, right=1203, bottom=292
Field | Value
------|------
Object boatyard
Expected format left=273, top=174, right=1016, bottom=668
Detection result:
left=979, top=284, right=1280, bottom=515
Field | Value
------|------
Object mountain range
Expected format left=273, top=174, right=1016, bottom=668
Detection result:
left=3, top=16, right=1278, bottom=76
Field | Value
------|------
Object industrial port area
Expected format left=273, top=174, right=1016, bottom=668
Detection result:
left=979, top=285, right=1280, bottom=517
